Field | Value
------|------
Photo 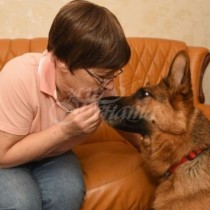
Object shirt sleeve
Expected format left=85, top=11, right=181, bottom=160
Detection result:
left=0, top=59, right=34, bottom=135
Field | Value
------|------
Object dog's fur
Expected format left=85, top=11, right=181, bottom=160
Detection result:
left=98, top=51, right=210, bottom=210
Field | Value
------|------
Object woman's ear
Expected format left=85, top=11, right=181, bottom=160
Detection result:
left=54, top=56, right=69, bottom=73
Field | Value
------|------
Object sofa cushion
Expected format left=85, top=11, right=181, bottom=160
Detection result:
left=74, top=141, right=156, bottom=210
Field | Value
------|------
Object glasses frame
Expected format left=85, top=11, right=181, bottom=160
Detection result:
left=84, top=68, right=123, bottom=87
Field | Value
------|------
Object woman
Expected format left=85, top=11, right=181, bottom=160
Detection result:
left=0, top=0, right=130, bottom=209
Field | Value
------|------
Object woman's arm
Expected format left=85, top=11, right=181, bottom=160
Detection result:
left=0, top=103, right=101, bottom=168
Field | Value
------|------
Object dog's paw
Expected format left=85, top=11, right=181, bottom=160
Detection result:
left=140, top=136, right=152, bottom=155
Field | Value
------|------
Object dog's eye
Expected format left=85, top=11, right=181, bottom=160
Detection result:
left=135, top=89, right=150, bottom=99
left=144, top=91, right=149, bottom=96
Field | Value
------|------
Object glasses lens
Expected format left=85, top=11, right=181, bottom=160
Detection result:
left=85, top=68, right=123, bottom=87
left=106, top=69, right=123, bottom=80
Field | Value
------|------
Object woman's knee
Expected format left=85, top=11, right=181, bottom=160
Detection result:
left=0, top=167, right=42, bottom=210
left=36, top=152, right=86, bottom=210
left=44, top=179, right=85, bottom=210
left=0, top=192, right=42, bottom=210
left=60, top=151, right=86, bottom=207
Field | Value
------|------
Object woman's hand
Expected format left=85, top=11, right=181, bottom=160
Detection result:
left=60, top=103, right=101, bottom=138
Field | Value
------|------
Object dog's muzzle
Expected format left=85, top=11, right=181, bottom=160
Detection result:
left=98, top=96, right=151, bottom=136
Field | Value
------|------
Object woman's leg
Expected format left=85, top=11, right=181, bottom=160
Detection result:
left=31, top=151, right=85, bottom=210
left=0, top=166, right=42, bottom=210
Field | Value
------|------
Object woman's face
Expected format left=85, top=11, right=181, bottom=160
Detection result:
left=54, top=59, right=118, bottom=106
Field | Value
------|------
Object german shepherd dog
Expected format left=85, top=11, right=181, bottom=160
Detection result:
left=98, top=51, right=210, bottom=210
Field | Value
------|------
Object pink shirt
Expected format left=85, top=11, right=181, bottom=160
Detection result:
left=0, top=51, right=68, bottom=135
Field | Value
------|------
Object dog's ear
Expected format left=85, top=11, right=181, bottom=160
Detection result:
left=167, top=50, right=192, bottom=95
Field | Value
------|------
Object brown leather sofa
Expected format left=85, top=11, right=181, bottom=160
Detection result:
left=0, top=37, right=210, bottom=210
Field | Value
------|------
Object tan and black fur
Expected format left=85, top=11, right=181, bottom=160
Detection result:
left=98, top=51, right=210, bottom=210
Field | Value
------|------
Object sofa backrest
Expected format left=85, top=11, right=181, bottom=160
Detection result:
left=0, top=38, right=47, bottom=69
left=117, top=38, right=210, bottom=104
left=1, top=37, right=209, bottom=103
left=0, top=37, right=209, bottom=142
left=116, top=38, right=188, bottom=96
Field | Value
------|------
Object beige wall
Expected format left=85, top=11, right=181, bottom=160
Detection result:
left=0, top=0, right=210, bottom=102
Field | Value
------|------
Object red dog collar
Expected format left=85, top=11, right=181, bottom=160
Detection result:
left=162, top=148, right=205, bottom=180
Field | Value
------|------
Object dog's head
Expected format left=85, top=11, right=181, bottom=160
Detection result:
left=98, top=51, right=194, bottom=137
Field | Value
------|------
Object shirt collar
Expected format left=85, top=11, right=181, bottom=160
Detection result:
left=38, top=50, right=57, bottom=99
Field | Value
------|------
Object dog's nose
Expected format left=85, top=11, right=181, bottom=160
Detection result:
left=98, top=96, right=121, bottom=108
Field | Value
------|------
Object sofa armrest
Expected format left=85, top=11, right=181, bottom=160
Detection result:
left=187, top=47, right=210, bottom=104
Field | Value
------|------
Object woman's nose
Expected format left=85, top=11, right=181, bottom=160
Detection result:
left=104, top=80, right=114, bottom=90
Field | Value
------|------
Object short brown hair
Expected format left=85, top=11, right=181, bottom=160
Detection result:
left=47, top=0, right=130, bottom=71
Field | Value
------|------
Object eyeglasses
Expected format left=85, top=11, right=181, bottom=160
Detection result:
left=84, top=68, right=123, bottom=87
